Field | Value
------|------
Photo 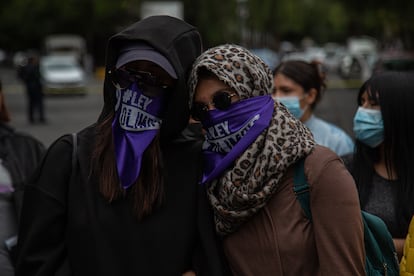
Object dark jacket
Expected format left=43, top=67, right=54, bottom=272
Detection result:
left=0, top=124, right=45, bottom=272
left=0, top=123, right=45, bottom=219
left=16, top=16, right=229, bottom=276
left=18, top=62, right=43, bottom=96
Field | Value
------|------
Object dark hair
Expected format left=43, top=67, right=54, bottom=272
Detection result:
left=91, top=111, right=164, bottom=220
left=273, top=60, right=326, bottom=110
left=352, top=71, right=414, bottom=234
left=0, top=79, right=11, bottom=123
left=197, top=66, right=219, bottom=80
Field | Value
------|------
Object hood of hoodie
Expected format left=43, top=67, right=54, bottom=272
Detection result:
left=99, top=15, right=202, bottom=143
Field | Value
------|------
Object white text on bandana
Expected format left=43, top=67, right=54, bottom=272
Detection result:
left=116, top=88, right=162, bottom=132
left=203, top=114, right=260, bottom=153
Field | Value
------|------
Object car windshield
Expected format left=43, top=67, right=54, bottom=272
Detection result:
left=46, top=63, right=76, bottom=70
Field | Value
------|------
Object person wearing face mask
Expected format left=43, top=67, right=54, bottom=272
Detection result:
left=15, top=16, right=229, bottom=276
left=189, top=44, right=365, bottom=276
left=342, top=71, right=414, bottom=261
left=273, top=60, right=354, bottom=156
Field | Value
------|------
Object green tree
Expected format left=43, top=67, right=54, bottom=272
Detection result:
left=1, top=0, right=413, bottom=67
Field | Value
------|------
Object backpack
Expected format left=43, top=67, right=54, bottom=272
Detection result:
left=293, top=158, right=400, bottom=276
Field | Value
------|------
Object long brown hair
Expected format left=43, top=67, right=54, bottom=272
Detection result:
left=91, top=112, right=164, bottom=220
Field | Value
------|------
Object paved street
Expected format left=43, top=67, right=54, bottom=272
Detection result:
left=3, top=84, right=102, bottom=147
left=1, top=66, right=359, bottom=148
left=2, top=66, right=103, bottom=146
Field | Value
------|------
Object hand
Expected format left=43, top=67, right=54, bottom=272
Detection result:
left=182, top=271, right=196, bottom=276
left=393, top=238, right=405, bottom=261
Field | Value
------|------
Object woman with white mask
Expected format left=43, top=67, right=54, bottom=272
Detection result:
left=342, top=71, right=414, bottom=261
left=273, top=60, right=354, bottom=156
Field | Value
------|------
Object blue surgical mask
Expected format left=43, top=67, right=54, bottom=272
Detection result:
left=275, top=96, right=305, bottom=119
left=353, top=106, right=384, bottom=148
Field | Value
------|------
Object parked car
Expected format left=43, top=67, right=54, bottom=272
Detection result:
left=373, top=51, right=414, bottom=73
left=323, top=43, right=347, bottom=73
left=281, top=47, right=326, bottom=64
left=40, top=55, right=86, bottom=95
left=44, top=34, right=93, bottom=74
left=338, top=36, right=379, bottom=81
left=280, top=47, right=328, bottom=75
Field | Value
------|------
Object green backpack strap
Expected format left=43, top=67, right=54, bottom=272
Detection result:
left=293, top=158, right=312, bottom=222
left=362, top=211, right=400, bottom=275
left=293, top=156, right=399, bottom=275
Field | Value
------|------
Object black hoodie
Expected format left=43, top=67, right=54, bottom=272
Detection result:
left=16, top=16, right=229, bottom=276
left=101, top=15, right=203, bottom=143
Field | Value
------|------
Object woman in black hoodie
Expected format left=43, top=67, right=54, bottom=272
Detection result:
left=16, top=16, right=228, bottom=276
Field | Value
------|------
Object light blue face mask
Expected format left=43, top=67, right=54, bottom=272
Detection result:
left=353, top=106, right=384, bottom=148
left=275, top=96, right=305, bottom=119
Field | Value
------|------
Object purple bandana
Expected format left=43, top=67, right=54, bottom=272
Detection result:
left=201, top=95, right=274, bottom=184
left=112, top=83, right=165, bottom=189
left=0, top=184, right=14, bottom=194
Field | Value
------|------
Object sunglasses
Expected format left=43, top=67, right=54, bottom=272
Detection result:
left=191, top=90, right=237, bottom=121
left=109, top=68, right=171, bottom=97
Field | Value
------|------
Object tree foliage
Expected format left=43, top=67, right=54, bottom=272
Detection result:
left=0, top=0, right=412, bottom=66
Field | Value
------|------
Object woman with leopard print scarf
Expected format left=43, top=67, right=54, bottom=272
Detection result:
left=188, top=44, right=365, bottom=276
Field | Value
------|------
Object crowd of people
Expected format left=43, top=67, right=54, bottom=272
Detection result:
left=1, top=15, right=413, bottom=275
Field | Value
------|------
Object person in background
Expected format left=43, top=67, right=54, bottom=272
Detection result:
left=17, top=53, right=46, bottom=124
left=273, top=60, right=354, bottom=156
left=400, top=215, right=414, bottom=275
left=188, top=44, right=365, bottom=275
left=0, top=78, right=45, bottom=276
left=16, top=16, right=228, bottom=276
left=342, top=71, right=414, bottom=260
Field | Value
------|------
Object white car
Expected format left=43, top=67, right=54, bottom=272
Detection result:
left=40, top=55, right=86, bottom=95
left=338, top=36, right=379, bottom=81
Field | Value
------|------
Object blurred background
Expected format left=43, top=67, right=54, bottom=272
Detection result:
left=0, top=0, right=413, bottom=146
left=2, top=0, right=413, bottom=73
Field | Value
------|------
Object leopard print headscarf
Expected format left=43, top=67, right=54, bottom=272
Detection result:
left=188, top=44, right=315, bottom=236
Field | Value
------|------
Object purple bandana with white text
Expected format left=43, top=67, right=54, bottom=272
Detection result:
left=112, top=83, right=165, bottom=189
left=201, top=95, right=274, bottom=184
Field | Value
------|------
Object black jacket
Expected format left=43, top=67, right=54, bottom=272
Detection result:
left=16, top=16, right=229, bottom=276
left=0, top=124, right=45, bottom=270
left=0, top=124, right=45, bottom=219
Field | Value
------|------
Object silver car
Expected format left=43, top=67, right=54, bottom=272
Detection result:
left=40, top=55, right=86, bottom=95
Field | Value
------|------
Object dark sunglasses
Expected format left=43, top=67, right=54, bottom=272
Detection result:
left=109, top=68, right=170, bottom=97
left=191, top=90, right=237, bottom=121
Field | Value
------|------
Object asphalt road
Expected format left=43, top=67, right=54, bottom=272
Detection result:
left=1, top=66, right=359, bottom=148
left=2, top=66, right=103, bottom=147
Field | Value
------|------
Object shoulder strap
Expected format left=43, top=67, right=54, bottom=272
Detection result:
left=362, top=210, right=400, bottom=275
left=293, top=158, right=312, bottom=222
